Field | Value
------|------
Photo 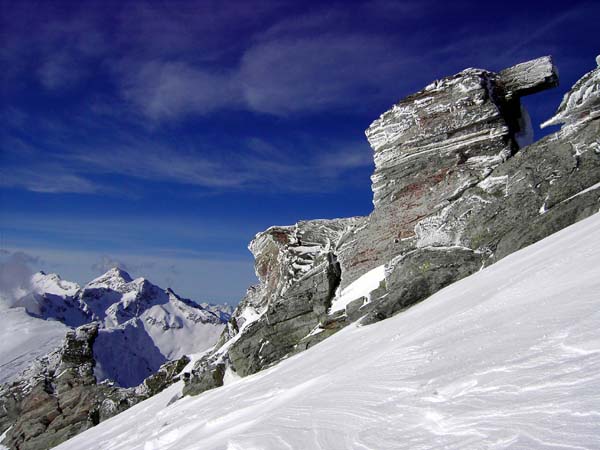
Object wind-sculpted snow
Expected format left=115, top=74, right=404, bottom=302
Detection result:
left=55, top=213, right=600, bottom=450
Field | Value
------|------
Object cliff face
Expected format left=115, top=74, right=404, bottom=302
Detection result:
left=338, top=57, right=558, bottom=288
left=184, top=56, right=599, bottom=396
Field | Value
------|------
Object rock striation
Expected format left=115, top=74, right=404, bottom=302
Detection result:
left=183, top=218, right=360, bottom=394
left=182, top=56, right=599, bottom=398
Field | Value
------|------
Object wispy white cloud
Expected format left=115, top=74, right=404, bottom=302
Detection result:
left=1, top=113, right=374, bottom=195
left=239, top=34, right=411, bottom=115
left=0, top=167, right=99, bottom=194
left=0, top=250, right=40, bottom=306
left=113, top=33, right=415, bottom=120
left=105, top=4, right=428, bottom=120
left=119, top=61, right=240, bottom=120
left=91, top=255, right=155, bottom=277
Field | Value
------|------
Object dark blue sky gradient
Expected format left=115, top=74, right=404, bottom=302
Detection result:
left=1, top=0, right=598, bottom=302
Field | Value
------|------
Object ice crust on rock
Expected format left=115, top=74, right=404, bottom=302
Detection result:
left=497, top=55, right=559, bottom=100
left=542, top=64, right=600, bottom=131
left=180, top=56, right=600, bottom=405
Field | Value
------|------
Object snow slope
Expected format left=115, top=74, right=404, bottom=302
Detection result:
left=0, top=306, right=68, bottom=384
left=56, top=213, right=600, bottom=450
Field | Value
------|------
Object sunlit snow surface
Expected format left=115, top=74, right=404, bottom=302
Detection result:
left=0, top=307, right=67, bottom=384
left=57, top=214, right=600, bottom=450
left=329, top=264, right=385, bottom=313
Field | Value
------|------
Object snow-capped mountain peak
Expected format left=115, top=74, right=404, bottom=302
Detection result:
left=85, top=267, right=134, bottom=290
left=30, top=271, right=80, bottom=297
left=7, top=268, right=232, bottom=388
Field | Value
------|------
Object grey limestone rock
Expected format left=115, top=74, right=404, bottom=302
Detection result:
left=183, top=56, right=599, bottom=401
left=184, top=218, right=359, bottom=393
left=338, top=56, right=559, bottom=289
left=498, top=55, right=559, bottom=100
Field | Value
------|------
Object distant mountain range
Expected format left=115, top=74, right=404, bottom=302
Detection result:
left=4, top=268, right=232, bottom=387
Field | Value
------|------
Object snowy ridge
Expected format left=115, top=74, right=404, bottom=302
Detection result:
left=2, top=268, right=231, bottom=387
left=56, top=213, right=600, bottom=450
left=83, top=271, right=229, bottom=386
left=31, top=272, right=80, bottom=297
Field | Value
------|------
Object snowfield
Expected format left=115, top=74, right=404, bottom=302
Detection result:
left=56, top=213, right=600, bottom=450
left=0, top=307, right=67, bottom=384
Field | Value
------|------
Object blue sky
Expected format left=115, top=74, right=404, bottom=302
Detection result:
left=1, top=0, right=598, bottom=303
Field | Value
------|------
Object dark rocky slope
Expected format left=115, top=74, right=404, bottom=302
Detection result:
left=183, top=56, right=599, bottom=396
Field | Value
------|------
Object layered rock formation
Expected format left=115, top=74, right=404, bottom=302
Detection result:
left=183, top=56, right=599, bottom=397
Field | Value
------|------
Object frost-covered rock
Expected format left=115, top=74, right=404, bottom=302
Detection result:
left=184, top=218, right=360, bottom=394
left=497, top=55, right=559, bottom=100
left=541, top=65, right=599, bottom=132
left=339, top=56, right=558, bottom=288
left=183, top=56, right=600, bottom=400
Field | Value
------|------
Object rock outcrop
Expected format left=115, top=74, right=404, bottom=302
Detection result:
left=0, top=323, right=189, bottom=450
left=338, top=56, right=558, bottom=288
left=182, top=56, right=599, bottom=398
left=183, top=218, right=360, bottom=394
